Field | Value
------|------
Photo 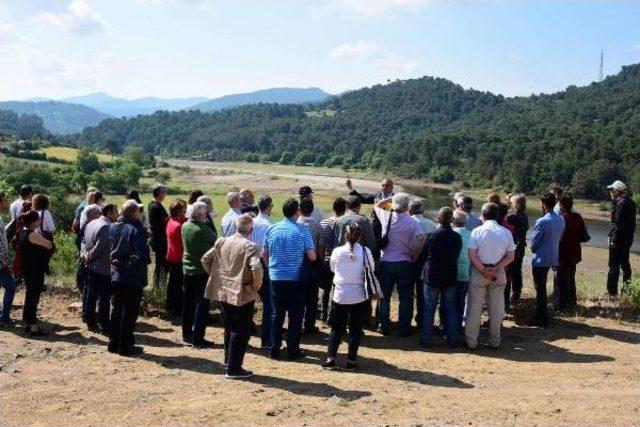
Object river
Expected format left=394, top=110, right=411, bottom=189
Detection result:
left=404, top=185, right=640, bottom=253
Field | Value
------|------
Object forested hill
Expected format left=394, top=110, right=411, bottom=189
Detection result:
left=0, top=101, right=110, bottom=134
left=0, top=109, right=48, bottom=138
left=67, top=63, right=640, bottom=198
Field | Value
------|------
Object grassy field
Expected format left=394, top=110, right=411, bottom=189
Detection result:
left=41, top=146, right=113, bottom=163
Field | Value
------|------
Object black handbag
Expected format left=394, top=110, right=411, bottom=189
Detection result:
left=376, top=210, right=393, bottom=250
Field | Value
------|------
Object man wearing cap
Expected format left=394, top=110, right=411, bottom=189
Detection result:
left=9, top=184, right=32, bottom=221
left=299, top=186, right=324, bottom=223
left=148, top=184, right=169, bottom=288
left=346, top=178, right=394, bottom=204
left=606, top=180, right=637, bottom=296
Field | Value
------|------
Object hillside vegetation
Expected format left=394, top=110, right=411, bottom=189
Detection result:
left=66, top=64, right=640, bottom=198
left=0, top=101, right=110, bottom=134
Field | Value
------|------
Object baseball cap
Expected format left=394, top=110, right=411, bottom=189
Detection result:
left=607, top=180, right=627, bottom=192
left=299, top=186, right=313, bottom=197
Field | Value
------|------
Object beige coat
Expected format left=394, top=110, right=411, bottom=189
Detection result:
left=201, top=234, right=263, bottom=306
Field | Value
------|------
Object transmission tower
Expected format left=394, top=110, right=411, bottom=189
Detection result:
left=599, top=47, right=604, bottom=82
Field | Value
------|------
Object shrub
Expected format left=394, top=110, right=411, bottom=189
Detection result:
left=278, top=151, right=294, bottom=165
left=50, top=232, right=79, bottom=279
left=622, top=277, right=640, bottom=311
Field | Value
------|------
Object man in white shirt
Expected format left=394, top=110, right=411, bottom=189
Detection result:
left=220, top=192, right=243, bottom=237
left=9, top=185, right=32, bottom=221
left=465, top=203, right=515, bottom=350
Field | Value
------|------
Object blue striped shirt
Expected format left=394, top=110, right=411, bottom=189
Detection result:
left=263, top=218, right=315, bottom=281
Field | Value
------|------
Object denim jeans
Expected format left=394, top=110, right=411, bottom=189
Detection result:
left=421, top=285, right=459, bottom=347
left=182, top=274, right=210, bottom=343
left=83, top=270, right=111, bottom=329
left=532, top=266, right=551, bottom=326
left=270, top=280, right=305, bottom=357
left=379, top=261, right=414, bottom=334
left=0, top=267, right=16, bottom=322
left=455, top=280, right=469, bottom=332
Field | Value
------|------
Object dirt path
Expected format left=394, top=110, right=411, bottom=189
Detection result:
left=1, top=288, right=639, bottom=426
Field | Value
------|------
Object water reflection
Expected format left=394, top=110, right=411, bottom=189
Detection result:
left=402, top=184, right=640, bottom=253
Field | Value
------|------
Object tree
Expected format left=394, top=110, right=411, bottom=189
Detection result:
left=124, top=146, right=146, bottom=166
left=104, top=138, right=119, bottom=159
left=76, top=148, right=102, bottom=176
left=279, top=151, right=294, bottom=165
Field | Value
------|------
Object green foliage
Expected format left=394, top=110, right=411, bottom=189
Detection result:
left=50, top=232, right=79, bottom=278
left=89, top=159, right=142, bottom=194
left=622, top=277, right=640, bottom=311
left=124, top=146, right=147, bottom=166
left=279, top=151, right=294, bottom=165
left=244, top=152, right=260, bottom=163
left=0, top=109, right=47, bottom=138
left=64, top=64, right=640, bottom=199
left=429, top=166, right=455, bottom=184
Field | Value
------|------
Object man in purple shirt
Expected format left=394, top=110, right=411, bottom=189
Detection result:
left=375, top=193, right=425, bottom=336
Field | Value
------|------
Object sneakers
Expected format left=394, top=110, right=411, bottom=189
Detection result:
left=225, top=368, right=253, bottom=380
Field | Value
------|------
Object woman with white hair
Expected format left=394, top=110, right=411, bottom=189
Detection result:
left=181, top=201, right=218, bottom=348
left=221, top=192, right=242, bottom=237
left=452, top=210, right=471, bottom=332
left=374, top=192, right=425, bottom=336
left=202, top=214, right=263, bottom=379
left=196, top=195, right=218, bottom=235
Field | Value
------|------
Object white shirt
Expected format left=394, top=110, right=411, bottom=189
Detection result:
left=330, top=243, right=374, bottom=305
left=221, top=208, right=242, bottom=237
left=413, top=214, right=437, bottom=235
left=311, top=206, right=324, bottom=224
left=251, top=212, right=274, bottom=246
left=9, top=199, right=25, bottom=221
left=468, top=220, right=515, bottom=265
left=37, top=209, right=56, bottom=234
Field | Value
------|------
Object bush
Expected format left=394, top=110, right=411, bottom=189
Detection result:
left=622, top=277, right=640, bottom=311
left=279, top=151, right=294, bottom=165
left=429, top=166, right=455, bottom=184
left=49, top=232, right=78, bottom=279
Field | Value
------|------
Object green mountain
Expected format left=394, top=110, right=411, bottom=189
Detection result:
left=0, top=109, right=47, bottom=138
left=192, top=87, right=331, bottom=112
left=66, top=63, right=640, bottom=198
left=0, top=101, right=110, bottom=134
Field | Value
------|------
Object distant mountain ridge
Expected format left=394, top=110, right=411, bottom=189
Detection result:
left=192, top=87, right=331, bottom=112
left=0, top=101, right=110, bottom=134
left=61, top=92, right=210, bottom=117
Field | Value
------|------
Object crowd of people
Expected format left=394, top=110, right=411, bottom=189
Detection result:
left=0, top=177, right=636, bottom=379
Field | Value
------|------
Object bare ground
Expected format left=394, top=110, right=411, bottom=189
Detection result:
left=1, top=283, right=639, bottom=426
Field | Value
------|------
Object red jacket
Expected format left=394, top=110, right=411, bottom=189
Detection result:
left=166, top=217, right=186, bottom=264
left=559, top=211, right=587, bottom=266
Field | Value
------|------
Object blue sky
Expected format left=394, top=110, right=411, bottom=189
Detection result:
left=0, top=0, right=639, bottom=100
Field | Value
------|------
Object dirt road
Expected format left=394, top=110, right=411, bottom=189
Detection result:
left=1, top=287, right=639, bottom=426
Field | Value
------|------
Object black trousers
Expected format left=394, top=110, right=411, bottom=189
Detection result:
left=84, top=270, right=111, bottom=328
left=304, top=280, right=319, bottom=331
left=413, top=263, right=424, bottom=327
left=153, top=247, right=169, bottom=288
left=554, top=264, right=577, bottom=309
left=505, top=248, right=525, bottom=308
left=532, top=266, right=551, bottom=326
left=221, top=300, right=254, bottom=372
left=319, top=268, right=333, bottom=322
left=182, top=274, right=210, bottom=343
left=109, top=284, right=142, bottom=351
left=22, top=272, right=45, bottom=325
left=327, top=300, right=369, bottom=361
left=607, top=244, right=632, bottom=296
left=166, top=262, right=184, bottom=316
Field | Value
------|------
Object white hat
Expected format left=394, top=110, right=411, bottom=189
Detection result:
left=607, top=180, right=627, bottom=192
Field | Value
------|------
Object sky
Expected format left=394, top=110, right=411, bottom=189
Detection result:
left=0, top=0, right=639, bottom=100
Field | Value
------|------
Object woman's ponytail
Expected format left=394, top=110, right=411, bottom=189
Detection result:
left=345, top=223, right=362, bottom=261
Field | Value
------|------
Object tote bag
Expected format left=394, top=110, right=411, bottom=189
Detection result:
left=362, top=247, right=382, bottom=300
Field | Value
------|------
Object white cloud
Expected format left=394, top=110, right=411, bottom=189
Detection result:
left=510, top=53, right=523, bottom=60
left=330, top=41, right=418, bottom=73
left=330, top=41, right=381, bottom=61
left=38, top=0, right=107, bottom=35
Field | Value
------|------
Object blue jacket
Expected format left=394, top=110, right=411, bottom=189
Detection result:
left=530, top=211, right=565, bottom=268
left=109, top=216, right=150, bottom=286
